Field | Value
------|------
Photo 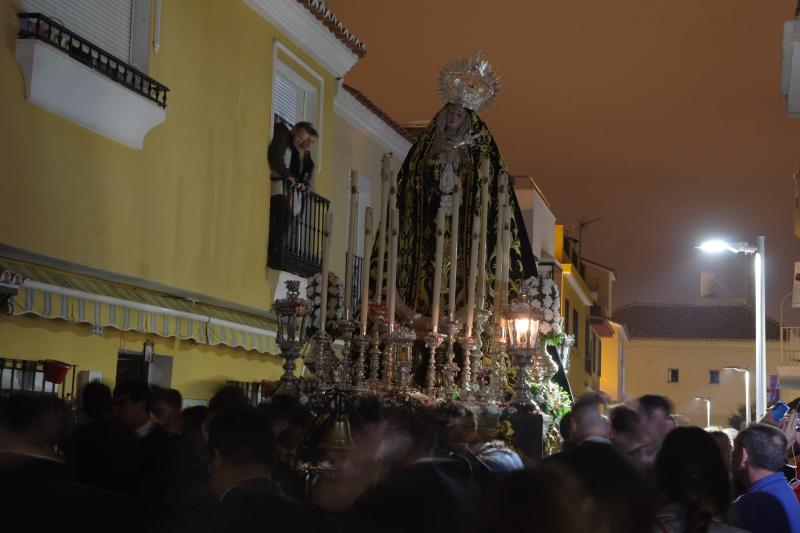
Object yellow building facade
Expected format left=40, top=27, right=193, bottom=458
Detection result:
left=614, top=301, right=791, bottom=427
left=0, top=0, right=388, bottom=401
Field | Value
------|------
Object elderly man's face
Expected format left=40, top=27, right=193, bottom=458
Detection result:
left=300, top=136, right=317, bottom=152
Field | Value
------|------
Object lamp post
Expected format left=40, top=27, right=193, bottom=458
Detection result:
left=272, top=280, right=310, bottom=395
left=697, top=238, right=766, bottom=420
left=501, top=288, right=544, bottom=409
left=695, top=396, right=712, bottom=428
left=724, top=366, right=751, bottom=425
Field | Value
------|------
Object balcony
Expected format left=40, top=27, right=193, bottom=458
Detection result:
left=268, top=190, right=330, bottom=278
left=15, top=13, right=169, bottom=149
left=0, top=357, right=77, bottom=401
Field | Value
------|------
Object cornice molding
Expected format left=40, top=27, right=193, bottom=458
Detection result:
left=334, top=87, right=412, bottom=159
left=244, top=0, right=358, bottom=78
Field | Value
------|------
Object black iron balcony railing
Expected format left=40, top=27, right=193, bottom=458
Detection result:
left=348, top=253, right=364, bottom=315
left=0, top=357, right=77, bottom=401
left=268, top=190, right=331, bottom=278
left=17, top=12, right=169, bottom=108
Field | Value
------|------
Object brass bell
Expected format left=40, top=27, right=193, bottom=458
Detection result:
left=320, top=415, right=352, bottom=450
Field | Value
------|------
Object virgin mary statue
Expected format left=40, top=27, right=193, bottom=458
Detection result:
left=371, top=51, right=537, bottom=327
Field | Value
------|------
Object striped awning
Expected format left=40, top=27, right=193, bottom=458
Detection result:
left=0, top=259, right=279, bottom=355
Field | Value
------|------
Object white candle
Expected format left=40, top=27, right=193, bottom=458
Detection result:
left=477, top=158, right=490, bottom=310
left=465, top=214, right=481, bottom=337
left=375, top=156, right=391, bottom=305
left=387, top=208, right=399, bottom=329
left=360, top=207, right=373, bottom=335
left=319, top=212, right=333, bottom=331
left=448, top=186, right=461, bottom=321
left=501, top=201, right=511, bottom=306
left=344, top=170, right=359, bottom=319
left=493, top=172, right=507, bottom=317
left=431, top=207, right=446, bottom=334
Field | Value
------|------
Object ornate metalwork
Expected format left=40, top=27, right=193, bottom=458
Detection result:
left=442, top=320, right=463, bottom=394
left=391, top=326, right=416, bottom=391
left=424, top=331, right=444, bottom=396
left=469, top=306, right=492, bottom=393
left=336, top=318, right=359, bottom=389
left=17, top=13, right=169, bottom=107
left=352, top=333, right=370, bottom=391
left=459, top=336, right=477, bottom=396
left=272, top=280, right=310, bottom=395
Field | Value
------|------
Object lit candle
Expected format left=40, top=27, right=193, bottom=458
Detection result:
left=493, top=172, right=508, bottom=317
left=360, top=207, right=373, bottom=336
left=431, top=207, right=446, bottom=334
left=344, top=170, right=359, bottom=320
left=448, top=186, right=461, bottom=321
left=319, top=212, right=333, bottom=331
left=375, top=155, right=391, bottom=305
left=465, top=214, right=481, bottom=337
left=477, top=158, right=490, bottom=310
left=387, top=208, right=399, bottom=329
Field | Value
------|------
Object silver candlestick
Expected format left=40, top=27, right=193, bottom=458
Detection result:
left=424, top=331, right=444, bottom=397
left=368, top=304, right=387, bottom=391
left=272, top=280, right=310, bottom=396
left=312, top=330, right=334, bottom=392
left=485, top=321, right=508, bottom=403
left=352, top=333, right=370, bottom=391
left=443, top=320, right=463, bottom=395
left=336, top=317, right=359, bottom=388
left=459, top=336, right=477, bottom=398
left=470, top=306, right=492, bottom=393
left=391, top=325, right=416, bottom=391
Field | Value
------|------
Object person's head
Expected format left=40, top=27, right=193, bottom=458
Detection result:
left=208, top=385, right=248, bottom=415
left=206, top=407, right=275, bottom=499
left=112, top=379, right=151, bottom=431
left=151, top=387, right=182, bottom=433
left=81, top=381, right=112, bottom=419
left=637, top=395, right=674, bottom=447
left=655, top=427, right=732, bottom=531
left=436, top=402, right=477, bottom=451
left=707, top=429, right=733, bottom=467
left=180, top=405, right=210, bottom=465
left=258, top=394, right=310, bottom=461
left=570, top=397, right=610, bottom=443
left=732, top=423, right=788, bottom=486
left=610, top=404, right=641, bottom=437
left=474, top=465, right=586, bottom=533
left=290, top=122, right=316, bottom=150
left=1, top=394, right=72, bottom=455
left=559, top=410, right=576, bottom=448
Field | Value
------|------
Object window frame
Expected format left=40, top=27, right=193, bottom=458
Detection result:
left=709, top=369, right=720, bottom=384
left=667, top=368, right=679, bottom=383
left=270, top=41, right=324, bottom=176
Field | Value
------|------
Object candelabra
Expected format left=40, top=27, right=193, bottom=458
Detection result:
left=530, top=341, right=560, bottom=387
left=352, top=333, right=370, bottom=391
left=459, top=336, right=477, bottom=398
left=336, top=317, right=359, bottom=388
left=469, top=306, right=492, bottom=393
left=485, top=321, right=507, bottom=403
left=312, top=330, right=334, bottom=392
left=424, top=331, right=444, bottom=396
left=368, top=304, right=387, bottom=391
left=272, top=280, right=310, bottom=396
left=443, top=320, right=463, bottom=394
left=391, top=326, right=416, bottom=391
left=502, top=288, right=544, bottom=409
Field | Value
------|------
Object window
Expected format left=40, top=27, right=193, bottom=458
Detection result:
left=584, top=321, right=592, bottom=373
left=564, top=299, right=570, bottom=333
left=271, top=55, right=321, bottom=172
left=596, top=336, right=602, bottom=377
left=667, top=368, right=679, bottom=383
left=21, top=0, right=151, bottom=69
left=709, top=370, right=720, bottom=384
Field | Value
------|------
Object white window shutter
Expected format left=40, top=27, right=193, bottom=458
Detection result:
left=273, top=74, right=306, bottom=126
left=21, top=0, right=134, bottom=62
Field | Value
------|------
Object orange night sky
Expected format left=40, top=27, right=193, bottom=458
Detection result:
left=331, top=0, right=800, bottom=322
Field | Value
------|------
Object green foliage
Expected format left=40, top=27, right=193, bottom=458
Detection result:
left=531, top=381, right=572, bottom=421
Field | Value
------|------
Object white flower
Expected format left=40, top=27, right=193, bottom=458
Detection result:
left=542, top=296, right=554, bottom=309
left=531, top=298, right=542, bottom=309
left=314, top=296, right=321, bottom=306
left=529, top=285, right=539, bottom=296
left=540, top=322, right=552, bottom=334
left=544, top=309, right=554, bottom=321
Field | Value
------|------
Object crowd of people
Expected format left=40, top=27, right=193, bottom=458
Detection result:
left=0, top=380, right=799, bottom=533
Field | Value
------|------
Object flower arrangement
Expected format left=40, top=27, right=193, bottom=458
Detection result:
left=522, top=276, right=564, bottom=344
left=531, top=381, right=572, bottom=421
left=305, top=271, right=344, bottom=339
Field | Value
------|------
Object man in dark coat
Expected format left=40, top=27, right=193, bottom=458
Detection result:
left=166, top=407, right=338, bottom=533
left=267, top=121, right=318, bottom=268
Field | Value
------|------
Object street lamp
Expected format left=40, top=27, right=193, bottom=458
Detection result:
left=697, top=237, right=766, bottom=420
left=695, top=396, right=712, bottom=428
left=724, top=366, right=751, bottom=425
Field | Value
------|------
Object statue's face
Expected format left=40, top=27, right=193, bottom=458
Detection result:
left=445, top=105, right=467, bottom=132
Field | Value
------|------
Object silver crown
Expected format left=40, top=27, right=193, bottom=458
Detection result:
left=437, top=50, right=502, bottom=112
